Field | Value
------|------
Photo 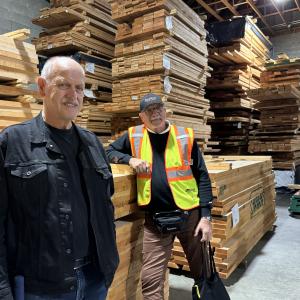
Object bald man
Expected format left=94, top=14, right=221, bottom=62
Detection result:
left=0, top=56, right=119, bottom=300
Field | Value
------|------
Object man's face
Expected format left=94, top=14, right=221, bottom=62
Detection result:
left=39, top=62, right=85, bottom=129
left=139, top=103, right=167, bottom=133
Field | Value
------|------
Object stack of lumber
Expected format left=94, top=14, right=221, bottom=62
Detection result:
left=248, top=55, right=300, bottom=169
left=73, top=51, right=113, bottom=92
left=0, top=30, right=41, bottom=131
left=75, top=101, right=112, bottom=142
left=261, top=53, right=300, bottom=88
left=168, top=156, right=276, bottom=279
left=32, top=0, right=117, bottom=139
left=106, top=0, right=213, bottom=150
left=111, top=164, right=138, bottom=219
left=32, top=1, right=116, bottom=59
left=110, top=164, right=169, bottom=299
left=206, top=16, right=272, bottom=154
left=0, top=30, right=39, bottom=84
left=108, top=214, right=144, bottom=300
left=110, top=112, right=140, bottom=140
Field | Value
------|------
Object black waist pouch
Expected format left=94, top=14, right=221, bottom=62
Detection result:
left=152, top=209, right=189, bottom=234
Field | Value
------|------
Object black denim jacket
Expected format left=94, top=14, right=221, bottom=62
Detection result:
left=0, top=113, right=119, bottom=299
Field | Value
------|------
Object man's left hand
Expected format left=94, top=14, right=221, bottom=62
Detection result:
left=194, top=217, right=212, bottom=242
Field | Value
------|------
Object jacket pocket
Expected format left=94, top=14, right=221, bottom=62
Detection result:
left=10, top=164, right=47, bottom=178
left=8, top=163, right=48, bottom=211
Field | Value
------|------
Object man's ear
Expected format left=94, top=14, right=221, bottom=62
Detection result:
left=139, top=112, right=145, bottom=122
left=37, top=76, right=46, bottom=97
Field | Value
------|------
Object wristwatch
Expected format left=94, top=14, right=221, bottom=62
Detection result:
left=201, top=216, right=212, bottom=222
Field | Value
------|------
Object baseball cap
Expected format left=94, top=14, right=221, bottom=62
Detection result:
left=140, top=93, right=163, bottom=112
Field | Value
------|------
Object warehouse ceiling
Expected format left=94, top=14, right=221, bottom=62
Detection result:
left=186, top=0, right=300, bottom=36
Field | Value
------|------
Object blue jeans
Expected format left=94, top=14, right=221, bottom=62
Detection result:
left=24, top=263, right=107, bottom=300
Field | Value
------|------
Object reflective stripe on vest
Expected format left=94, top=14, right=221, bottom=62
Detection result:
left=128, top=125, right=200, bottom=210
left=130, top=125, right=143, bottom=158
left=175, top=126, right=190, bottom=166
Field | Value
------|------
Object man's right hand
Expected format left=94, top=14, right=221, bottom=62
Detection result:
left=129, top=158, right=151, bottom=174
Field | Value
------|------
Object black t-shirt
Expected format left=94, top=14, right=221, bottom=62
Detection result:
left=45, top=123, right=90, bottom=259
left=147, top=131, right=176, bottom=212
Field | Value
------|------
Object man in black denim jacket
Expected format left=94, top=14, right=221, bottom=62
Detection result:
left=0, top=56, right=119, bottom=300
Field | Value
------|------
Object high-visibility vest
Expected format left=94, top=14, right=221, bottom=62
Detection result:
left=128, top=124, right=200, bottom=210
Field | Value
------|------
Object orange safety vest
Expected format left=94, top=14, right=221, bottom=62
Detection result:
left=128, top=124, right=200, bottom=210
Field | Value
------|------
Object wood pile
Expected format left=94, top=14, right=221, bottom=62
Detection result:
left=168, top=156, right=276, bottom=279
left=108, top=214, right=144, bottom=300
left=0, top=30, right=41, bottom=131
left=32, top=0, right=116, bottom=140
left=110, top=164, right=169, bottom=299
left=106, top=0, right=213, bottom=150
left=73, top=51, right=113, bottom=92
left=248, top=55, right=300, bottom=169
left=75, top=101, right=112, bottom=142
left=206, top=17, right=272, bottom=155
left=32, top=1, right=116, bottom=59
left=261, top=53, right=300, bottom=88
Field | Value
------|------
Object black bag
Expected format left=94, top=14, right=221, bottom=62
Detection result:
left=192, top=242, right=231, bottom=300
left=152, top=209, right=189, bottom=234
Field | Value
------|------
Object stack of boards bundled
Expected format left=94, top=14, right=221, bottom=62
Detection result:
left=33, top=0, right=116, bottom=60
left=168, top=156, right=276, bottom=279
left=0, top=29, right=42, bottom=131
left=106, top=0, right=214, bottom=150
left=76, top=101, right=112, bottom=144
left=248, top=54, right=300, bottom=170
left=32, top=0, right=116, bottom=140
left=109, top=164, right=169, bottom=300
left=206, top=17, right=272, bottom=155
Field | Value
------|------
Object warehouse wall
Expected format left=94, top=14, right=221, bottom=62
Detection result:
left=271, top=31, right=300, bottom=58
left=0, top=0, right=49, bottom=39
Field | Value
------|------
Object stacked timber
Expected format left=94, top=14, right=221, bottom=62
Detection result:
left=206, top=16, right=272, bottom=154
left=73, top=51, right=113, bottom=93
left=110, top=164, right=169, bottom=299
left=32, top=1, right=116, bottom=59
left=248, top=55, right=300, bottom=169
left=108, top=214, right=144, bottom=300
left=168, top=156, right=276, bottom=279
left=106, top=0, right=213, bottom=150
left=32, top=0, right=116, bottom=139
left=75, top=101, right=112, bottom=143
left=261, top=53, right=300, bottom=88
left=0, top=30, right=42, bottom=131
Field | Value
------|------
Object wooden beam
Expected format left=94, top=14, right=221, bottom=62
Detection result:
left=1, top=29, right=30, bottom=41
left=245, top=0, right=274, bottom=34
left=294, top=0, right=300, bottom=12
left=195, top=0, right=224, bottom=21
left=220, top=0, right=241, bottom=16
left=264, top=8, right=299, bottom=17
left=270, top=0, right=288, bottom=27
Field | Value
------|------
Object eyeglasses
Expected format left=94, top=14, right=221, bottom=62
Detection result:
left=50, top=80, right=85, bottom=94
left=143, top=104, right=164, bottom=115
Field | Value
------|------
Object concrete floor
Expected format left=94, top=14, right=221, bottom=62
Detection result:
left=169, top=190, right=300, bottom=300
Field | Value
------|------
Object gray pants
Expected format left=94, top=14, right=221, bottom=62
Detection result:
left=142, top=210, right=204, bottom=300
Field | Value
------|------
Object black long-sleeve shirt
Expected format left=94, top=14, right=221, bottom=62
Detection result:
left=106, top=128, right=213, bottom=217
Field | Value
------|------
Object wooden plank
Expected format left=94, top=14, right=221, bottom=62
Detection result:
left=1, top=29, right=30, bottom=41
